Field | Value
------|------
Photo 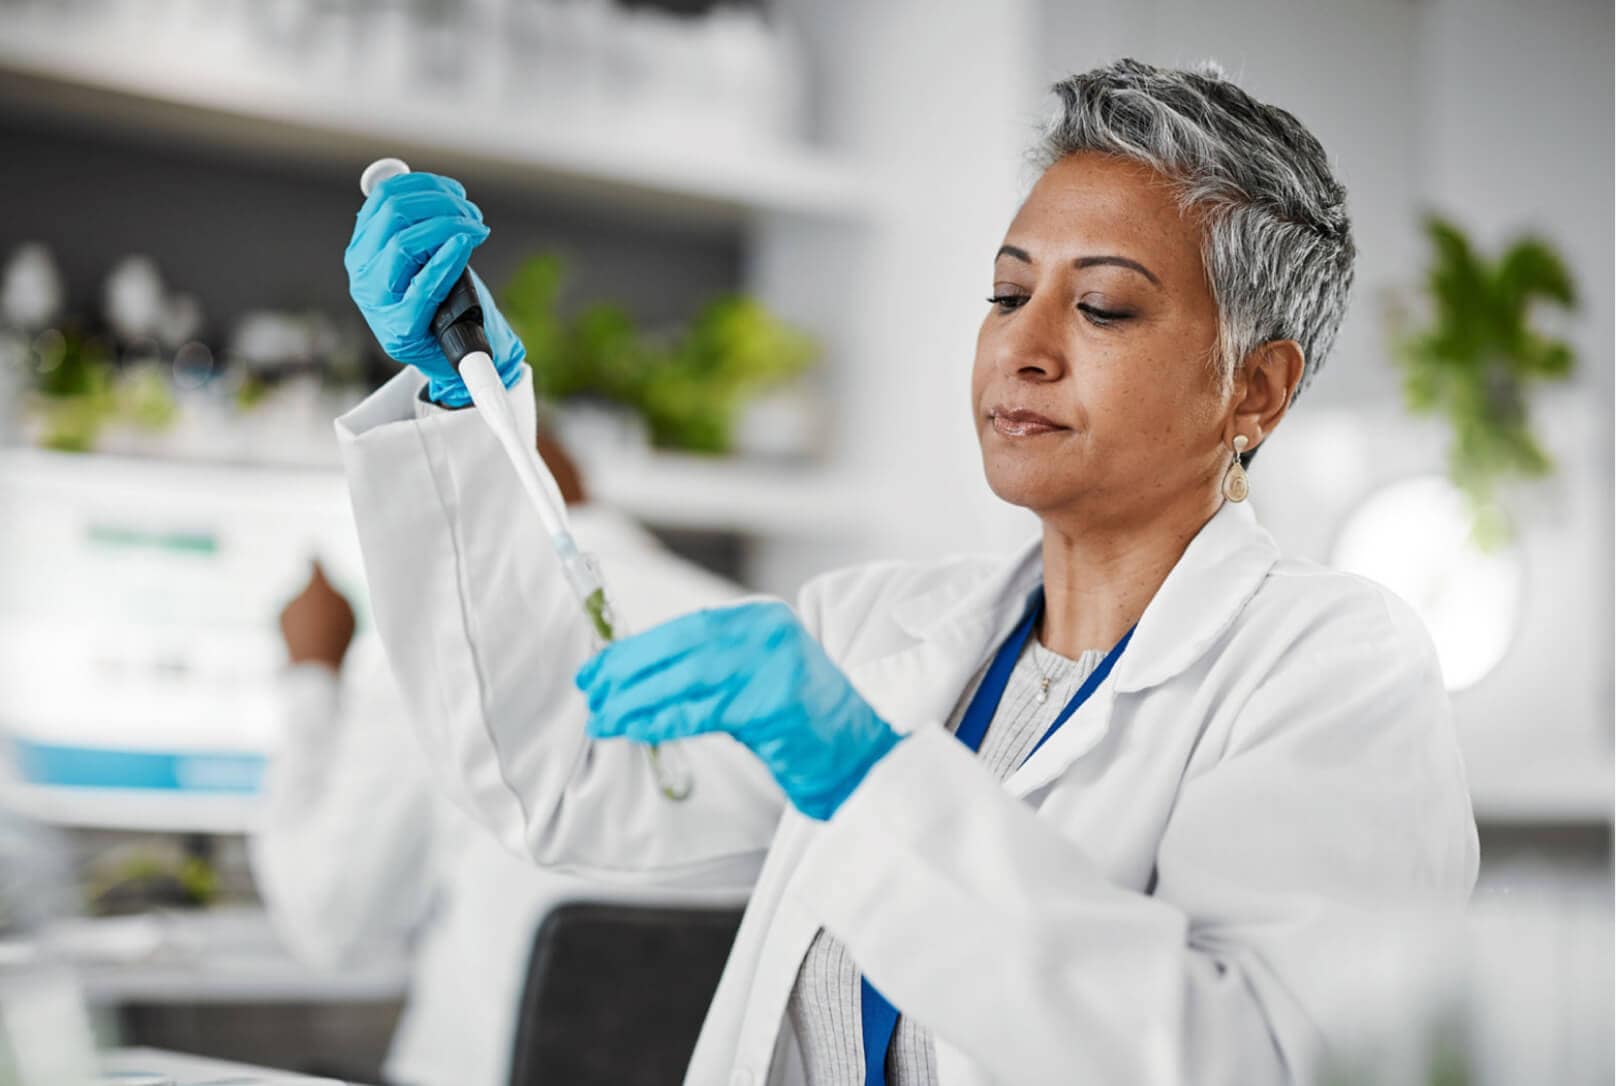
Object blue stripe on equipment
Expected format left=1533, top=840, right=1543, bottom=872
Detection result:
left=10, top=738, right=265, bottom=794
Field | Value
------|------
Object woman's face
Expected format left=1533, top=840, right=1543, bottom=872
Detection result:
left=972, top=151, right=1231, bottom=527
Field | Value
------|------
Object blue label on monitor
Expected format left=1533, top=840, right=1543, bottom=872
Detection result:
left=11, top=739, right=264, bottom=794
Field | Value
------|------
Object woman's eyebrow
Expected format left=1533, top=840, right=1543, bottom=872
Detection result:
left=995, top=245, right=1162, bottom=289
left=1075, top=255, right=1162, bottom=288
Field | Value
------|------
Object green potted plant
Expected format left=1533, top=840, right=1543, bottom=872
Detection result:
left=25, top=327, right=118, bottom=452
left=1390, top=215, right=1577, bottom=548
left=501, top=252, right=819, bottom=455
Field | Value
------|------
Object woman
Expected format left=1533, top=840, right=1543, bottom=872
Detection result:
left=338, top=58, right=1477, bottom=1085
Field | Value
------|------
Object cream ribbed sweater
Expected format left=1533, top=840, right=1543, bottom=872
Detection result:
left=786, top=637, right=1106, bottom=1085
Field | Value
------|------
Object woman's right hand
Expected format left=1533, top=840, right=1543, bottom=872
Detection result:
left=278, top=560, right=355, bottom=672
left=344, top=171, right=526, bottom=407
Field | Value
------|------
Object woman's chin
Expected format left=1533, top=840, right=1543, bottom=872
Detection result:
left=981, top=457, right=1075, bottom=515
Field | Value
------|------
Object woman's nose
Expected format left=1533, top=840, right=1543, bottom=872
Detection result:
left=995, top=296, right=1068, bottom=382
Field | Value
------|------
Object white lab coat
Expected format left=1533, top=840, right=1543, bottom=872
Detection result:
left=336, top=367, right=1479, bottom=1086
left=250, top=504, right=750, bottom=1086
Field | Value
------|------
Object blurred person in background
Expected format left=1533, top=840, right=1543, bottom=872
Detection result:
left=250, top=434, right=746, bottom=1086
left=335, top=59, right=1478, bottom=1084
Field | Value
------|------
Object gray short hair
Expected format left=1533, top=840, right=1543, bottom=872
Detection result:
left=1033, top=57, right=1355, bottom=423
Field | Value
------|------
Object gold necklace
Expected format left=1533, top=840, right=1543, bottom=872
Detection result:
left=1029, top=642, right=1064, bottom=705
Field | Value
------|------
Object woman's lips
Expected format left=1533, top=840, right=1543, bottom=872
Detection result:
left=989, top=408, right=1067, bottom=437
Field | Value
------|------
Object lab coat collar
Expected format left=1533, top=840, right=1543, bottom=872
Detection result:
left=890, top=499, right=1278, bottom=697
left=854, top=548, right=1040, bottom=747
left=1115, top=498, right=1279, bottom=693
left=889, top=539, right=1043, bottom=648
left=1004, top=500, right=1277, bottom=794
left=866, top=501, right=1276, bottom=799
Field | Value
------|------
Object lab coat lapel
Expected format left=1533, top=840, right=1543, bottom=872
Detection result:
left=848, top=541, right=1043, bottom=737
left=843, top=548, right=1116, bottom=802
left=847, top=631, right=985, bottom=738
left=1004, top=500, right=1279, bottom=795
left=846, top=500, right=1277, bottom=800
left=1002, top=684, right=1118, bottom=798
left=858, top=618, right=1119, bottom=801
left=1109, top=498, right=1279, bottom=695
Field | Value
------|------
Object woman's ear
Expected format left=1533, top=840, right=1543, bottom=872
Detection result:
left=1229, top=340, right=1305, bottom=449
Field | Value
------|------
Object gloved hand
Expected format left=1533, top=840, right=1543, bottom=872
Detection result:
left=576, top=601, right=903, bottom=820
left=344, top=172, right=526, bottom=408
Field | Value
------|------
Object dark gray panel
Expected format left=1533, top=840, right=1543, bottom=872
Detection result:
left=0, top=110, right=743, bottom=376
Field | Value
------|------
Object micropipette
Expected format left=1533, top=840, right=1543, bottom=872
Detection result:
left=359, top=157, right=693, bottom=802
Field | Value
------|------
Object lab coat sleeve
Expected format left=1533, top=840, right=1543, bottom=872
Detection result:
left=787, top=584, right=1478, bottom=1086
left=249, top=656, right=440, bottom=968
left=334, top=366, right=783, bottom=887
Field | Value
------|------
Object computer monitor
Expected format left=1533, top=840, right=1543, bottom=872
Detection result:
left=0, top=449, right=371, bottom=833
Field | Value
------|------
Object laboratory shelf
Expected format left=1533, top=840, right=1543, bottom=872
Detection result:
left=55, top=907, right=409, bottom=1006
left=0, top=777, right=265, bottom=835
left=1458, top=705, right=1614, bottom=826
left=81, top=954, right=409, bottom=1005
left=104, top=1048, right=348, bottom=1085
left=1464, top=756, right=1615, bottom=826
left=1, top=444, right=867, bottom=539
left=585, top=450, right=870, bottom=538
left=0, top=18, right=872, bottom=222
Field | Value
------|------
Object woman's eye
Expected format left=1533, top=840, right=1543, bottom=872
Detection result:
left=1078, top=303, right=1130, bottom=326
left=986, top=294, right=1130, bottom=325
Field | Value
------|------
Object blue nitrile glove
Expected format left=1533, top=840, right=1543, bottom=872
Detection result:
left=344, top=171, right=526, bottom=408
left=576, top=601, right=904, bottom=820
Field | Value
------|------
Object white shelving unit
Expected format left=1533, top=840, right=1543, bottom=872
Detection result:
left=1464, top=757, right=1614, bottom=826
left=585, top=450, right=867, bottom=538
left=0, top=13, right=872, bottom=222
left=1, top=442, right=866, bottom=544
left=104, top=1048, right=353, bottom=1084
left=0, top=777, right=263, bottom=835
left=0, top=5, right=894, bottom=584
left=54, top=907, right=408, bottom=1005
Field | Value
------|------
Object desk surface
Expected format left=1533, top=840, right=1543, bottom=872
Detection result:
left=53, top=906, right=408, bottom=1005
left=103, top=1047, right=357, bottom=1084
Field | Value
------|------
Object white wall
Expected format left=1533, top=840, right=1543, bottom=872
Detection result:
left=1412, top=0, right=1614, bottom=801
left=756, top=0, right=1045, bottom=572
left=1417, top=0, right=1613, bottom=409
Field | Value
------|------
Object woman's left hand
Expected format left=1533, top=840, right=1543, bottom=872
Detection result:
left=576, top=601, right=902, bottom=820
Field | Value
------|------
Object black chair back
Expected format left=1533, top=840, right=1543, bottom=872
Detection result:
left=508, top=902, right=746, bottom=1086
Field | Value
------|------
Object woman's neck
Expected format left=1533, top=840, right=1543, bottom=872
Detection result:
left=1037, top=494, right=1222, bottom=656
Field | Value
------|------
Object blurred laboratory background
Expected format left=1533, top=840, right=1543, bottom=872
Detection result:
left=0, top=0, right=1610, bottom=1083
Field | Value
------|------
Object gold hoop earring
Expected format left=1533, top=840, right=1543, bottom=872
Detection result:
left=1222, top=434, right=1251, bottom=503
